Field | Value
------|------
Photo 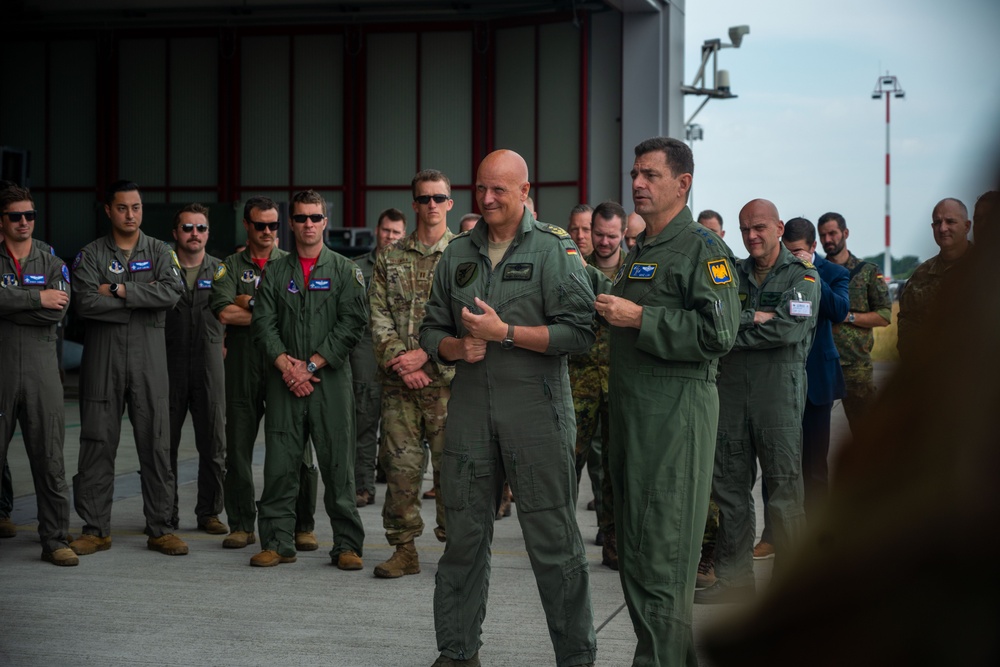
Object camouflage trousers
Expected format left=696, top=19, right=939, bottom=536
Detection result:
left=702, top=497, right=720, bottom=546
left=379, top=384, right=449, bottom=545
left=841, top=365, right=877, bottom=435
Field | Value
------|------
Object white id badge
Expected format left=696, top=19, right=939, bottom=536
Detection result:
left=789, top=300, right=812, bottom=317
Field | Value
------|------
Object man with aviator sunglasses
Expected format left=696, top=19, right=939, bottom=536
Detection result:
left=165, top=203, right=226, bottom=536
left=210, top=197, right=319, bottom=552
left=251, top=189, right=367, bottom=569
left=0, top=185, right=76, bottom=566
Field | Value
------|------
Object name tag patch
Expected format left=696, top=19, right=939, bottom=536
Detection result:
left=789, top=300, right=813, bottom=317
left=760, top=292, right=782, bottom=308
left=23, top=274, right=46, bottom=286
left=129, top=260, right=152, bottom=272
left=706, top=259, right=733, bottom=285
left=502, top=263, right=533, bottom=281
left=309, top=278, right=331, bottom=291
left=629, top=263, right=657, bottom=280
left=109, top=259, right=125, bottom=274
left=197, top=279, right=213, bottom=290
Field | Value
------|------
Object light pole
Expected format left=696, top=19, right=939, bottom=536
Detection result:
left=871, top=72, right=905, bottom=281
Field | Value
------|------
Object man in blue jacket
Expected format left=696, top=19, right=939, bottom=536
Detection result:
left=754, top=217, right=850, bottom=558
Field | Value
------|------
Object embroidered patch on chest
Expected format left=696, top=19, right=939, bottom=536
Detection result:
left=502, top=263, right=533, bottom=281
left=309, top=278, right=331, bottom=291
left=456, top=262, right=477, bottom=287
left=1, top=273, right=17, bottom=287
left=197, top=279, right=213, bottom=290
left=628, top=263, right=657, bottom=280
left=109, top=259, right=125, bottom=274
left=240, top=269, right=256, bottom=283
left=129, top=260, right=151, bottom=272
left=23, top=274, right=46, bottom=286
left=287, top=279, right=299, bottom=294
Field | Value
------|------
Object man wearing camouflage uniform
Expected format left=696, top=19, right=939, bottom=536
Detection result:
left=369, top=171, right=455, bottom=578
left=210, top=197, right=318, bottom=550
left=351, top=208, right=406, bottom=508
left=696, top=198, right=820, bottom=606
left=0, top=185, right=76, bottom=566
left=897, top=198, right=972, bottom=360
left=817, top=212, right=891, bottom=433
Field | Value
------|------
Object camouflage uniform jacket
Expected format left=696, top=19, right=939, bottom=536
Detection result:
left=897, top=247, right=970, bottom=359
left=831, top=252, right=892, bottom=368
left=370, top=228, right=456, bottom=388
left=568, top=253, right=621, bottom=396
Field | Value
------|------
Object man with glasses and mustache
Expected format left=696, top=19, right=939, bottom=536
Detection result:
left=70, top=180, right=187, bottom=557
left=0, top=185, right=76, bottom=566
left=369, top=170, right=455, bottom=578
left=251, top=189, right=367, bottom=569
left=210, top=196, right=319, bottom=551
left=165, top=203, right=226, bottom=535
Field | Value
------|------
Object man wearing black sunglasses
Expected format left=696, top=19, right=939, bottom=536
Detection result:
left=70, top=180, right=187, bottom=557
left=165, top=203, right=226, bottom=536
left=210, top=196, right=319, bottom=552
left=0, top=185, right=76, bottom=566
left=369, top=170, right=456, bottom=579
left=251, top=189, right=367, bottom=570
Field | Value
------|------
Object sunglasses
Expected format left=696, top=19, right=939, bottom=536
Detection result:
left=180, top=223, right=209, bottom=233
left=4, top=210, right=37, bottom=222
left=414, top=195, right=450, bottom=205
left=291, top=213, right=325, bottom=223
left=251, top=221, right=280, bottom=232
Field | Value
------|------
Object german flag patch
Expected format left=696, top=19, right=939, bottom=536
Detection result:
left=803, top=275, right=816, bottom=283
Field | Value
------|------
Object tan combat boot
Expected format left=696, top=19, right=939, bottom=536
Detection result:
left=223, top=531, right=256, bottom=549
left=295, top=531, right=319, bottom=551
left=69, top=533, right=112, bottom=555
left=374, top=542, right=420, bottom=578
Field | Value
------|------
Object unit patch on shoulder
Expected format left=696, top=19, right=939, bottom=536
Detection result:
left=803, top=275, right=816, bottom=283
left=62, top=264, right=71, bottom=284
left=170, top=250, right=182, bottom=271
left=456, top=262, right=477, bottom=288
left=214, top=264, right=228, bottom=281
left=706, top=258, right=733, bottom=286
left=72, top=251, right=84, bottom=270
left=355, top=267, right=365, bottom=287
left=629, top=263, right=657, bottom=280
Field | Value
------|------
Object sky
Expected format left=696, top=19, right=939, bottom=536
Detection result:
left=682, top=0, right=1000, bottom=266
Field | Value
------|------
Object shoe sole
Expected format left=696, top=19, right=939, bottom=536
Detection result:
left=752, top=553, right=775, bottom=560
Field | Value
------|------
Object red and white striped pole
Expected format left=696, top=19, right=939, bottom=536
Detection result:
left=872, top=72, right=904, bottom=281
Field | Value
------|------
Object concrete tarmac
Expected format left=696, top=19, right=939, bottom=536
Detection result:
left=0, top=365, right=893, bottom=666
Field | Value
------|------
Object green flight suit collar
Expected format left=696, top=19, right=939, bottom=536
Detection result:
left=737, top=243, right=798, bottom=288
left=467, top=206, right=535, bottom=257
left=634, top=206, right=695, bottom=250
left=238, top=245, right=286, bottom=268
left=100, top=229, right=154, bottom=255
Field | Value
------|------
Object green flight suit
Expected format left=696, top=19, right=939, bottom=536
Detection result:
left=166, top=253, right=225, bottom=526
left=0, top=241, right=72, bottom=554
left=71, top=231, right=183, bottom=538
left=420, top=211, right=597, bottom=667
left=607, top=209, right=741, bottom=667
left=714, top=244, right=820, bottom=589
left=252, top=246, right=367, bottom=559
left=209, top=248, right=317, bottom=535
left=349, top=249, right=382, bottom=498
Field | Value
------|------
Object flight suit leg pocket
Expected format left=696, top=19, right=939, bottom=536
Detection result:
left=440, top=451, right=471, bottom=510
left=513, top=446, right=569, bottom=513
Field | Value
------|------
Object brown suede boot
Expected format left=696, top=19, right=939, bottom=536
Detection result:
left=374, top=542, right=420, bottom=578
left=496, top=482, right=513, bottom=520
left=601, top=525, right=619, bottom=571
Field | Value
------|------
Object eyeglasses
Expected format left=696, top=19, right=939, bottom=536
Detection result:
left=291, top=213, right=325, bottom=223
left=414, top=195, right=450, bottom=205
left=251, top=221, right=280, bottom=232
left=180, top=223, right=209, bottom=233
left=4, top=210, right=37, bottom=222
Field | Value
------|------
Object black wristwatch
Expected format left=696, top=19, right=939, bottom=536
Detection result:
left=501, top=324, right=515, bottom=350
left=247, top=297, right=255, bottom=311
left=109, top=283, right=121, bottom=299
left=306, top=360, right=318, bottom=374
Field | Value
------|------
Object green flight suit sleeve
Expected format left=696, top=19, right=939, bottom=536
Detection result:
left=735, top=267, right=821, bottom=350
left=251, top=262, right=287, bottom=365
left=314, top=264, right=367, bottom=370
left=544, top=255, right=597, bottom=355
left=72, top=246, right=130, bottom=323
left=636, top=253, right=741, bottom=362
left=419, top=253, right=456, bottom=365
left=123, top=241, right=183, bottom=311
left=0, top=258, right=69, bottom=326
left=209, top=255, right=239, bottom=317
left=368, top=249, right=407, bottom=370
